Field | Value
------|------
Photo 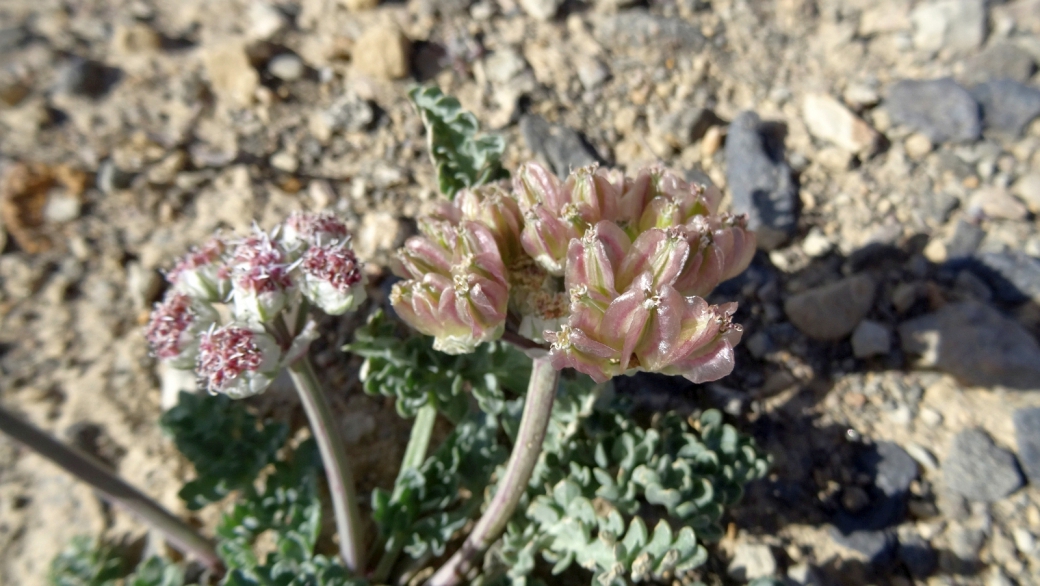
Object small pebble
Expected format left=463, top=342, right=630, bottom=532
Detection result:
left=919, top=407, right=943, bottom=427
left=268, top=54, right=305, bottom=81
left=905, top=133, right=933, bottom=159
left=1012, top=528, right=1036, bottom=555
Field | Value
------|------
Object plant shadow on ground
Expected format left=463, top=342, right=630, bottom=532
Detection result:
left=612, top=233, right=1040, bottom=586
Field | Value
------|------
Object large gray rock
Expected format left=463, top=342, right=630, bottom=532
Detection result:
left=971, top=79, right=1040, bottom=137
left=885, top=79, right=981, bottom=143
left=1013, top=407, right=1040, bottom=485
left=784, top=274, right=876, bottom=340
left=943, top=429, right=1023, bottom=502
left=725, top=111, right=798, bottom=250
left=899, top=301, right=1040, bottom=389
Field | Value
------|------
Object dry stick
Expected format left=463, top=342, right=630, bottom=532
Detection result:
left=287, top=357, right=366, bottom=573
left=426, top=356, right=559, bottom=586
left=0, top=406, right=224, bottom=574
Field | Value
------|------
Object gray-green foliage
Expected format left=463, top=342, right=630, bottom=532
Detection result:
left=409, top=85, right=508, bottom=199
left=49, top=538, right=186, bottom=586
left=163, top=392, right=364, bottom=586
left=372, top=415, right=508, bottom=559
left=160, top=391, right=288, bottom=510
left=49, top=536, right=125, bottom=586
left=125, top=557, right=187, bottom=586
left=216, top=442, right=364, bottom=586
left=493, top=407, right=771, bottom=586
left=345, top=309, right=531, bottom=420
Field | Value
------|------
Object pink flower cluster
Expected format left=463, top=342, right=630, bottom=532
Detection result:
left=390, top=163, right=756, bottom=384
left=145, top=212, right=366, bottom=398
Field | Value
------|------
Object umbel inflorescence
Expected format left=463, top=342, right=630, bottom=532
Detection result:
left=390, top=163, right=756, bottom=384
left=145, top=212, right=366, bottom=399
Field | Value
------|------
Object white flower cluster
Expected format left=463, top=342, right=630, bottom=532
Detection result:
left=145, top=212, right=366, bottom=399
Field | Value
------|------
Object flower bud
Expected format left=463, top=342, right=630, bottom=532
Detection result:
left=520, top=204, right=582, bottom=275
left=637, top=296, right=742, bottom=383
left=712, top=214, right=757, bottom=282
left=513, top=162, right=562, bottom=211
left=231, top=232, right=293, bottom=323
left=621, top=167, right=722, bottom=233
left=561, top=164, right=622, bottom=224
left=390, top=271, right=507, bottom=354
left=544, top=324, right=622, bottom=383
left=196, top=325, right=282, bottom=399
left=167, top=237, right=232, bottom=302
left=299, top=243, right=367, bottom=315
left=145, top=292, right=219, bottom=369
left=455, top=182, right=525, bottom=265
left=565, top=221, right=630, bottom=299
left=615, top=228, right=691, bottom=292
left=390, top=221, right=509, bottom=354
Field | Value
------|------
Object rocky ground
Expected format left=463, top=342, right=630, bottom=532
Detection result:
left=2, top=0, right=1040, bottom=584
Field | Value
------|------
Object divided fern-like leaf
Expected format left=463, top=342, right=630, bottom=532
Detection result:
left=215, top=441, right=367, bottom=586
left=161, top=391, right=288, bottom=510
left=495, top=406, right=771, bottom=585
left=48, top=536, right=125, bottom=586
left=409, top=86, right=509, bottom=199
left=124, top=557, right=186, bottom=586
left=372, top=414, right=508, bottom=560
left=346, top=309, right=531, bottom=420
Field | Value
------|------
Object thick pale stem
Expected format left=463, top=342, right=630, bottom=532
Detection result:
left=397, top=402, right=438, bottom=483
left=427, top=357, right=559, bottom=586
left=0, top=406, right=224, bottom=574
left=288, top=357, right=365, bottom=573
left=372, top=401, right=439, bottom=583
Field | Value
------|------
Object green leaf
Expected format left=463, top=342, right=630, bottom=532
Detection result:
left=409, top=86, right=509, bottom=199
left=620, top=517, right=648, bottom=554
left=346, top=309, right=530, bottom=419
left=125, top=557, right=185, bottom=586
left=495, top=400, right=771, bottom=585
left=161, top=391, right=288, bottom=510
left=643, top=521, right=673, bottom=558
left=372, top=414, right=508, bottom=563
left=48, top=537, right=125, bottom=586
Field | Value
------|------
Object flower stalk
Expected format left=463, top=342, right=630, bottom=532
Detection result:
left=0, top=406, right=224, bottom=574
left=287, top=357, right=365, bottom=573
left=427, top=356, right=559, bottom=586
